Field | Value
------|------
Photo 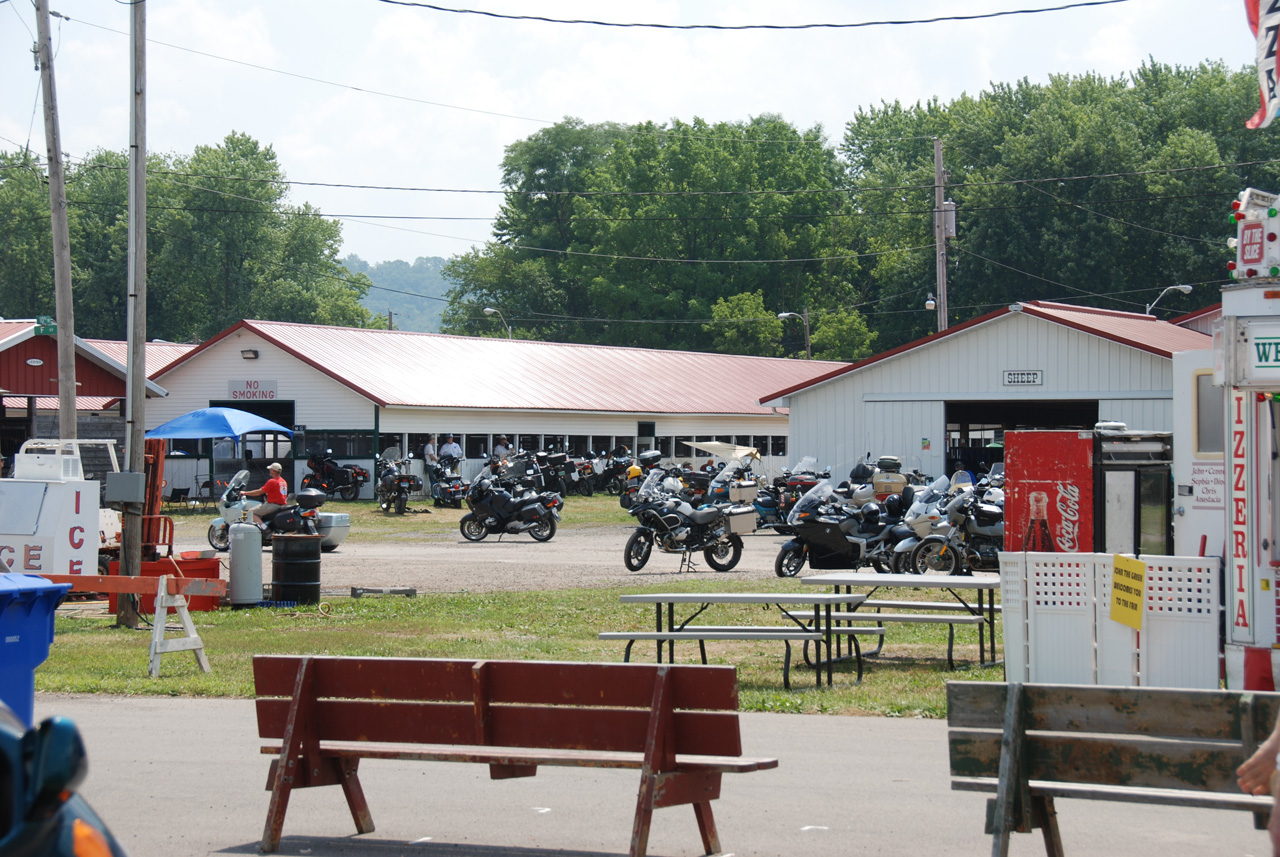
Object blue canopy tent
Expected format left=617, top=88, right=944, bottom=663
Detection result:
left=147, top=408, right=294, bottom=499
left=146, top=407, right=293, bottom=440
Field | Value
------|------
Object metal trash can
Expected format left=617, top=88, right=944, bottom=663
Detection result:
left=0, top=574, right=71, bottom=727
left=271, top=533, right=323, bottom=605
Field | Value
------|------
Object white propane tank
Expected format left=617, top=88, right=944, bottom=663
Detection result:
left=228, top=521, right=263, bottom=607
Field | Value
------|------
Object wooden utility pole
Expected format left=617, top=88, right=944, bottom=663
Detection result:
left=35, top=0, right=76, bottom=438
left=933, top=138, right=949, bottom=332
left=119, top=0, right=147, bottom=626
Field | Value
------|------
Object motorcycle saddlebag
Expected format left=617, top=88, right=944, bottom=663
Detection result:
left=519, top=503, right=543, bottom=522
left=273, top=507, right=309, bottom=531
left=724, top=505, right=757, bottom=534
left=975, top=503, right=1004, bottom=527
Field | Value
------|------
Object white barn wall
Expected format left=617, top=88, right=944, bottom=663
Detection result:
left=786, top=312, right=1185, bottom=479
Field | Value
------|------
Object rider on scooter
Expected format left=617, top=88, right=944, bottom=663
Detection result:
left=243, top=462, right=287, bottom=524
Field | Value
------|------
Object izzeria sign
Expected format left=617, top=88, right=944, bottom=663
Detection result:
left=228, top=379, right=278, bottom=401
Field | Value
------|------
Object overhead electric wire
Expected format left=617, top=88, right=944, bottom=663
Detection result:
left=375, top=0, right=1132, bottom=30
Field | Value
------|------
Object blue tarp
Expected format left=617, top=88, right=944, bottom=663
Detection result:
left=145, top=407, right=293, bottom=440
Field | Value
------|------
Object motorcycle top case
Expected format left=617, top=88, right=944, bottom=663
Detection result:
left=295, top=488, right=326, bottom=509
left=638, top=450, right=663, bottom=467
left=545, top=452, right=568, bottom=468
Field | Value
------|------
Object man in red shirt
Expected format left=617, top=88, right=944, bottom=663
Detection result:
left=244, top=461, right=288, bottom=525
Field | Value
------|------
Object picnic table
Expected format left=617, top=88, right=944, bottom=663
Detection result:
left=800, top=571, right=1001, bottom=670
left=602, top=591, right=868, bottom=688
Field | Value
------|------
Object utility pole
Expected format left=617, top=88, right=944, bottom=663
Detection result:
left=933, top=138, right=949, bottom=332
left=388, top=310, right=394, bottom=330
left=35, top=0, right=76, bottom=438
left=119, top=0, right=147, bottom=626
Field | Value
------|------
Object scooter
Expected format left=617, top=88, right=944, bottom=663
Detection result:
left=207, top=469, right=326, bottom=551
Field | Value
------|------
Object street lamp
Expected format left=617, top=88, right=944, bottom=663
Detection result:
left=777, top=309, right=811, bottom=360
left=483, top=306, right=512, bottom=339
left=925, top=293, right=937, bottom=311
left=1145, top=284, right=1193, bottom=316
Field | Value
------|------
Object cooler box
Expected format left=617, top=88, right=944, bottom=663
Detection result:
left=107, top=557, right=222, bottom=613
left=728, top=482, right=757, bottom=503
left=0, top=573, right=70, bottom=727
left=725, top=505, right=757, bottom=534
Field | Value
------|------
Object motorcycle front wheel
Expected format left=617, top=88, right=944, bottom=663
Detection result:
left=529, top=517, right=557, bottom=542
left=339, top=484, right=360, bottom=501
left=607, top=476, right=625, bottom=496
left=705, top=535, right=743, bottom=572
left=910, top=538, right=962, bottom=575
left=208, top=524, right=229, bottom=552
left=624, top=529, right=654, bottom=571
left=459, top=515, right=488, bottom=542
left=774, top=545, right=806, bottom=578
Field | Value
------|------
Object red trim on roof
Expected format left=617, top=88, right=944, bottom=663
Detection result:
left=1171, top=303, right=1221, bottom=325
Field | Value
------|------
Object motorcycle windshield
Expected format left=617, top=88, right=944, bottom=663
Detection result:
left=381, top=446, right=403, bottom=462
left=789, top=456, right=818, bottom=474
left=787, top=479, right=837, bottom=525
left=227, top=469, right=250, bottom=493
left=636, top=469, right=665, bottom=501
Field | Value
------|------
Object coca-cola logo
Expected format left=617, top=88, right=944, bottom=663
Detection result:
left=1055, top=482, right=1080, bottom=552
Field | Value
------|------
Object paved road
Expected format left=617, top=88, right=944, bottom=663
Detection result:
left=42, top=693, right=1268, bottom=857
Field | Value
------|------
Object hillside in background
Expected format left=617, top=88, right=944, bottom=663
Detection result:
left=345, top=254, right=450, bottom=332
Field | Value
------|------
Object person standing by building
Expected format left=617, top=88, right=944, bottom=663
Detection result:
left=493, top=435, right=511, bottom=458
left=421, top=434, right=438, bottom=465
left=439, top=434, right=462, bottom=460
left=242, top=462, right=288, bottom=525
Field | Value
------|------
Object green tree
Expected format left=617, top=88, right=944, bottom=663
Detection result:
left=0, top=150, right=55, bottom=319
left=704, top=291, right=783, bottom=356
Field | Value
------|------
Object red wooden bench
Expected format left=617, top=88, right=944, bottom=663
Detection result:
left=253, top=654, right=777, bottom=856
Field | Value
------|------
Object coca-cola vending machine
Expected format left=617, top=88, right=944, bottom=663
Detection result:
left=1004, top=431, right=1094, bottom=553
left=1005, top=427, right=1174, bottom=555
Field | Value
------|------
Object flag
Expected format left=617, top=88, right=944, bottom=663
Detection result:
left=1246, top=0, right=1280, bottom=129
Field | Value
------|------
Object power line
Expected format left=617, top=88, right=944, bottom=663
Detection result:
left=375, top=1, right=1132, bottom=31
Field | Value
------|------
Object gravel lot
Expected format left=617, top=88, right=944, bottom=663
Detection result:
left=169, top=517, right=792, bottom=594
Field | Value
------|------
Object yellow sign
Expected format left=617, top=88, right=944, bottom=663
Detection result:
left=1110, top=555, right=1147, bottom=630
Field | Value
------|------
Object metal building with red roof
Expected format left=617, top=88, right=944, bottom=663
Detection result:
left=145, top=320, right=846, bottom=492
left=759, top=301, right=1214, bottom=479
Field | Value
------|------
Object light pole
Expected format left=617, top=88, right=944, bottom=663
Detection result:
left=777, top=309, right=811, bottom=359
left=483, top=306, right=512, bottom=339
left=1145, top=284, right=1193, bottom=316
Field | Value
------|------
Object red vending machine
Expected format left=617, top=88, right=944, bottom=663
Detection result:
left=1004, top=430, right=1095, bottom=553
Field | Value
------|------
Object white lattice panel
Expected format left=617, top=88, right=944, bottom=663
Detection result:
left=1094, top=557, right=1139, bottom=687
left=1141, top=557, right=1221, bottom=688
left=997, top=553, right=1028, bottom=681
left=1026, top=554, right=1099, bottom=684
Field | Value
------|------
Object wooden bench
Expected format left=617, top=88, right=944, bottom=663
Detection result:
left=947, top=681, right=1280, bottom=856
left=253, top=654, right=777, bottom=856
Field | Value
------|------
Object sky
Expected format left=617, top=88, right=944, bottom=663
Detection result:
left=0, top=0, right=1262, bottom=266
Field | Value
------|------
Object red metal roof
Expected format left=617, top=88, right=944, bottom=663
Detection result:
left=86, top=339, right=195, bottom=377
left=0, top=322, right=179, bottom=403
left=157, top=320, right=846, bottom=415
left=759, top=301, right=1213, bottom=404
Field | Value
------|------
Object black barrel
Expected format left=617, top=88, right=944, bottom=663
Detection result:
left=271, top=533, right=323, bottom=604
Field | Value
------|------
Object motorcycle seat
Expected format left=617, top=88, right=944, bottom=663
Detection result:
left=688, top=507, right=720, bottom=526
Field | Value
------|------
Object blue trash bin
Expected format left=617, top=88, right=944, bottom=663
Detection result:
left=0, top=573, right=71, bottom=728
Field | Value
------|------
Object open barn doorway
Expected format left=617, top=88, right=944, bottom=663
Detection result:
left=945, top=399, right=1099, bottom=476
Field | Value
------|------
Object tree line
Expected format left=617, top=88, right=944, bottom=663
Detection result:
left=1, top=60, right=1273, bottom=355
left=0, top=132, right=380, bottom=342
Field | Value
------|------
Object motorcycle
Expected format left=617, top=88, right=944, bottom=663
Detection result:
left=427, top=454, right=466, bottom=508
left=891, top=473, right=961, bottom=571
left=619, top=449, right=664, bottom=509
left=592, top=446, right=633, bottom=495
left=622, top=469, right=752, bottom=573
left=459, top=468, right=563, bottom=542
left=300, top=448, right=370, bottom=500
left=773, top=479, right=915, bottom=577
left=207, top=468, right=326, bottom=551
left=375, top=446, right=423, bottom=515
left=908, top=480, right=1005, bottom=575
left=569, top=454, right=596, bottom=496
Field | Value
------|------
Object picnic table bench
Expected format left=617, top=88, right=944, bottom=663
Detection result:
left=253, top=654, right=777, bottom=856
left=600, top=591, right=870, bottom=688
left=947, top=681, right=1280, bottom=856
left=801, top=572, right=1001, bottom=670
